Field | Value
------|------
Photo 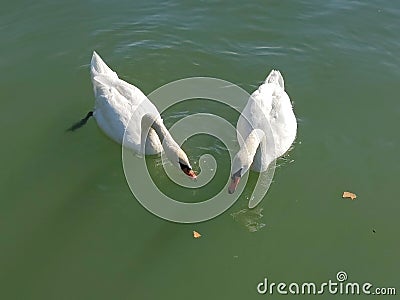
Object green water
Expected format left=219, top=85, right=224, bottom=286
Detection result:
left=1, top=1, right=399, bottom=299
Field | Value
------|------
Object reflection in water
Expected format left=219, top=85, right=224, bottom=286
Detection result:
left=231, top=206, right=266, bottom=232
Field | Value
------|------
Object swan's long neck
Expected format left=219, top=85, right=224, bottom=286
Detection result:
left=152, top=119, right=180, bottom=149
left=141, top=114, right=180, bottom=154
left=140, top=113, right=196, bottom=178
left=238, top=129, right=264, bottom=165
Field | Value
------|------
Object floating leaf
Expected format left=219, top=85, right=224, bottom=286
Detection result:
left=342, top=191, right=357, bottom=200
left=193, top=231, right=201, bottom=238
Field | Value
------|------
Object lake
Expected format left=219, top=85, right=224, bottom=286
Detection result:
left=1, top=0, right=399, bottom=299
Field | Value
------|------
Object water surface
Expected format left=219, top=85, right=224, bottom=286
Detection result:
left=1, top=1, right=399, bottom=299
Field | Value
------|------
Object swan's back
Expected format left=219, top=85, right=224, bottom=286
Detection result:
left=237, top=70, right=297, bottom=171
left=90, top=52, right=161, bottom=153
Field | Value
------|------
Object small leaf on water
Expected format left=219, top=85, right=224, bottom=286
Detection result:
left=342, top=191, right=357, bottom=200
left=193, top=231, right=201, bottom=238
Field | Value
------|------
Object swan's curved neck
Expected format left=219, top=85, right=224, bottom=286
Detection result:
left=239, top=129, right=264, bottom=162
left=141, top=114, right=180, bottom=153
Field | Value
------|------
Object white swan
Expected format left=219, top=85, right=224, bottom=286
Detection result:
left=228, top=70, right=297, bottom=193
left=69, top=51, right=196, bottom=178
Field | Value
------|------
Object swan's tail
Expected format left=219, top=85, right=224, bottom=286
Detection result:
left=91, top=51, right=118, bottom=79
left=265, top=70, right=284, bottom=89
left=67, top=111, right=93, bottom=132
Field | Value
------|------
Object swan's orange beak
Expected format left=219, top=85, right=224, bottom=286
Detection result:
left=184, top=169, right=197, bottom=179
left=228, top=176, right=241, bottom=194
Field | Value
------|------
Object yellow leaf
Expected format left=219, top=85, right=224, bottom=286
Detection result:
left=193, top=231, right=201, bottom=238
left=342, top=191, right=357, bottom=200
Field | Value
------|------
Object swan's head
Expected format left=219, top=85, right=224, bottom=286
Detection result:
left=228, top=150, right=252, bottom=194
left=176, top=148, right=197, bottom=179
left=228, top=129, right=264, bottom=194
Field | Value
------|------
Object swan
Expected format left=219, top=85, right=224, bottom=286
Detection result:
left=69, top=51, right=196, bottom=178
left=228, top=70, right=297, bottom=193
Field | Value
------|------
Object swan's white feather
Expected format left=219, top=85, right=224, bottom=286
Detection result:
left=236, top=70, right=297, bottom=172
left=90, top=51, right=162, bottom=154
